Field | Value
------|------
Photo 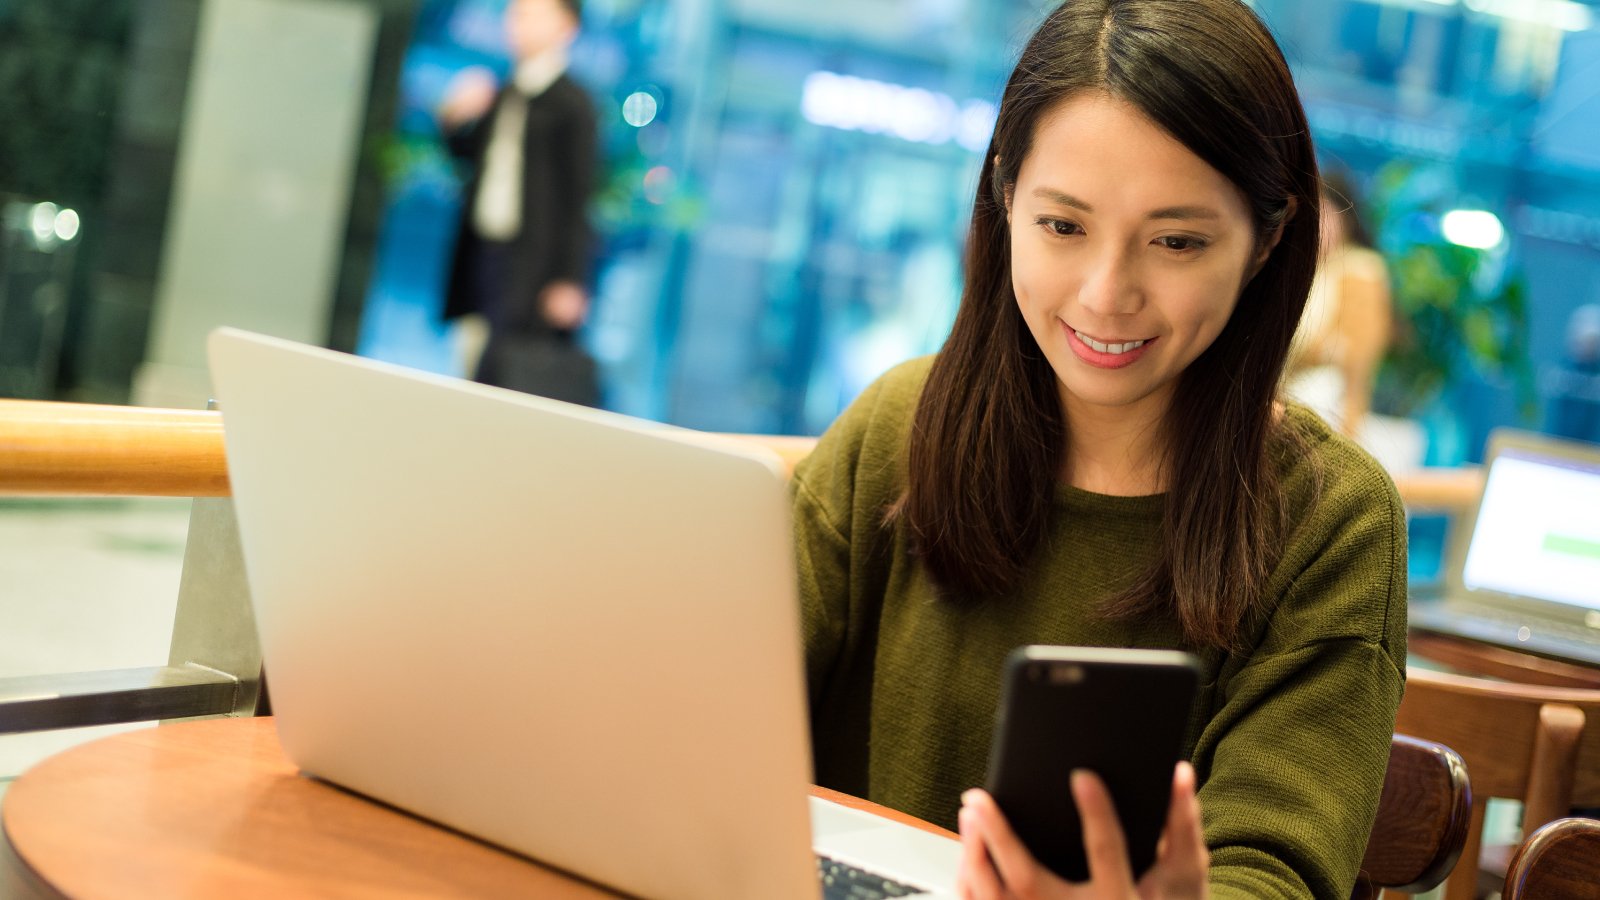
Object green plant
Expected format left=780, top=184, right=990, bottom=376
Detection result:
left=1366, top=162, right=1534, bottom=419
left=592, top=155, right=705, bottom=236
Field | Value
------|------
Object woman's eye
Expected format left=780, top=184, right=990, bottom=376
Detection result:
left=1156, top=235, right=1207, bottom=253
left=1036, top=218, right=1081, bottom=237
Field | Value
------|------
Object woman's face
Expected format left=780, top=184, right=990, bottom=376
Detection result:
left=1007, top=92, right=1272, bottom=426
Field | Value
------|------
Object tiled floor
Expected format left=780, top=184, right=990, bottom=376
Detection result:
left=0, top=497, right=192, bottom=779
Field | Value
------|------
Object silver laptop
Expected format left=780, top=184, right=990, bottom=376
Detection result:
left=1409, top=428, right=1600, bottom=666
left=206, top=328, right=959, bottom=900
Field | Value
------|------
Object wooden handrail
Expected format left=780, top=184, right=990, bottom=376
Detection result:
left=0, top=400, right=229, bottom=497
left=0, top=398, right=1487, bottom=509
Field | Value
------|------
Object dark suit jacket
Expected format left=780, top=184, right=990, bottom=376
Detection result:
left=441, top=73, right=597, bottom=333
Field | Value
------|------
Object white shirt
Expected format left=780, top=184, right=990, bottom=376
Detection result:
left=473, top=48, right=570, bottom=241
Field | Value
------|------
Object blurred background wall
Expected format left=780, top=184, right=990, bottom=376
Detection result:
left=3, top=0, right=1600, bottom=456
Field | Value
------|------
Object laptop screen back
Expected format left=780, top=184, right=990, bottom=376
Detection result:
left=1460, top=445, right=1600, bottom=611
left=206, top=328, right=822, bottom=900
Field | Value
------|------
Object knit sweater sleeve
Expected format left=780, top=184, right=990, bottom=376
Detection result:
left=791, top=444, right=853, bottom=706
left=1199, top=428, right=1409, bottom=899
left=789, top=360, right=922, bottom=709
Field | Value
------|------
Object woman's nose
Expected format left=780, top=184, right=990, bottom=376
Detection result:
left=1077, top=245, right=1144, bottom=317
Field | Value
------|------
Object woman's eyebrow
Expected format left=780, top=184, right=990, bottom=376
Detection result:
left=1030, top=187, right=1221, bottom=222
left=1147, top=205, right=1221, bottom=222
left=1031, top=187, right=1093, bottom=212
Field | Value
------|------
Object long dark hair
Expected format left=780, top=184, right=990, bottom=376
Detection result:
left=901, top=0, right=1321, bottom=652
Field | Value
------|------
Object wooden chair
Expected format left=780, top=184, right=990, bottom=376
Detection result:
left=1501, top=816, right=1600, bottom=900
left=1353, top=734, right=1472, bottom=899
left=1394, top=666, right=1600, bottom=900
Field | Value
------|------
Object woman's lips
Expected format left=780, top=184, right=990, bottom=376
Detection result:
left=1062, top=322, right=1156, bottom=369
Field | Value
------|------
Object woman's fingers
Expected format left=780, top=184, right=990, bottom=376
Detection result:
left=962, top=789, right=1050, bottom=898
left=1162, top=762, right=1210, bottom=888
left=961, top=778, right=1206, bottom=900
left=1071, top=769, right=1138, bottom=889
left=958, top=797, right=1007, bottom=900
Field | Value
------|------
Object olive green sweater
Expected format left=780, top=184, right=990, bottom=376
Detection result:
left=791, top=357, right=1407, bottom=900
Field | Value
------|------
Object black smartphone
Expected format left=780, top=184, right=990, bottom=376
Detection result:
left=983, top=645, right=1201, bottom=883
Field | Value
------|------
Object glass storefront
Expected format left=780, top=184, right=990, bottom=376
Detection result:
left=2, top=0, right=1599, bottom=448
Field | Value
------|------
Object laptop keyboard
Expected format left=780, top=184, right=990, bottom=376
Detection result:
left=1433, top=598, right=1600, bottom=662
left=817, top=853, right=923, bottom=898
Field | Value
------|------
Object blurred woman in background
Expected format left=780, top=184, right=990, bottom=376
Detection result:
left=1284, top=172, right=1394, bottom=440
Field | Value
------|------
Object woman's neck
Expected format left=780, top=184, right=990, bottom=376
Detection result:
left=1060, top=392, right=1169, bottom=496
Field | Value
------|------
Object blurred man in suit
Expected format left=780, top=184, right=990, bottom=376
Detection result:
left=438, top=0, right=599, bottom=407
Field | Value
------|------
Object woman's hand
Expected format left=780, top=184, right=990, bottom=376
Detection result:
left=955, top=762, right=1209, bottom=900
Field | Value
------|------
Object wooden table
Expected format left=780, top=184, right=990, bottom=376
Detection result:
left=1, top=717, right=951, bottom=898
left=1409, top=630, right=1600, bottom=690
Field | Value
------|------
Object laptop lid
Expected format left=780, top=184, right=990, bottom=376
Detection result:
left=206, top=328, right=820, bottom=900
left=1440, top=428, right=1600, bottom=630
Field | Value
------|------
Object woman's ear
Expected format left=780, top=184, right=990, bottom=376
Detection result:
left=1250, top=196, right=1298, bottom=277
left=994, top=156, right=1013, bottom=223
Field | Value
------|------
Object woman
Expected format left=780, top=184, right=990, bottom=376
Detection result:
left=1284, top=173, right=1396, bottom=440
left=790, top=1, right=1407, bottom=898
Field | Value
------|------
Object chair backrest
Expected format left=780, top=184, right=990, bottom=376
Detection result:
left=1501, top=816, right=1600, bottom=900
left=1395, top=666, right=1600, bottom=900
left=1352, top=734, right=1472, bottom=899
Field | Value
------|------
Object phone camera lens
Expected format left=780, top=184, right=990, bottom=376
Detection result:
left=1049, top=664, right=1085, bottom=685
